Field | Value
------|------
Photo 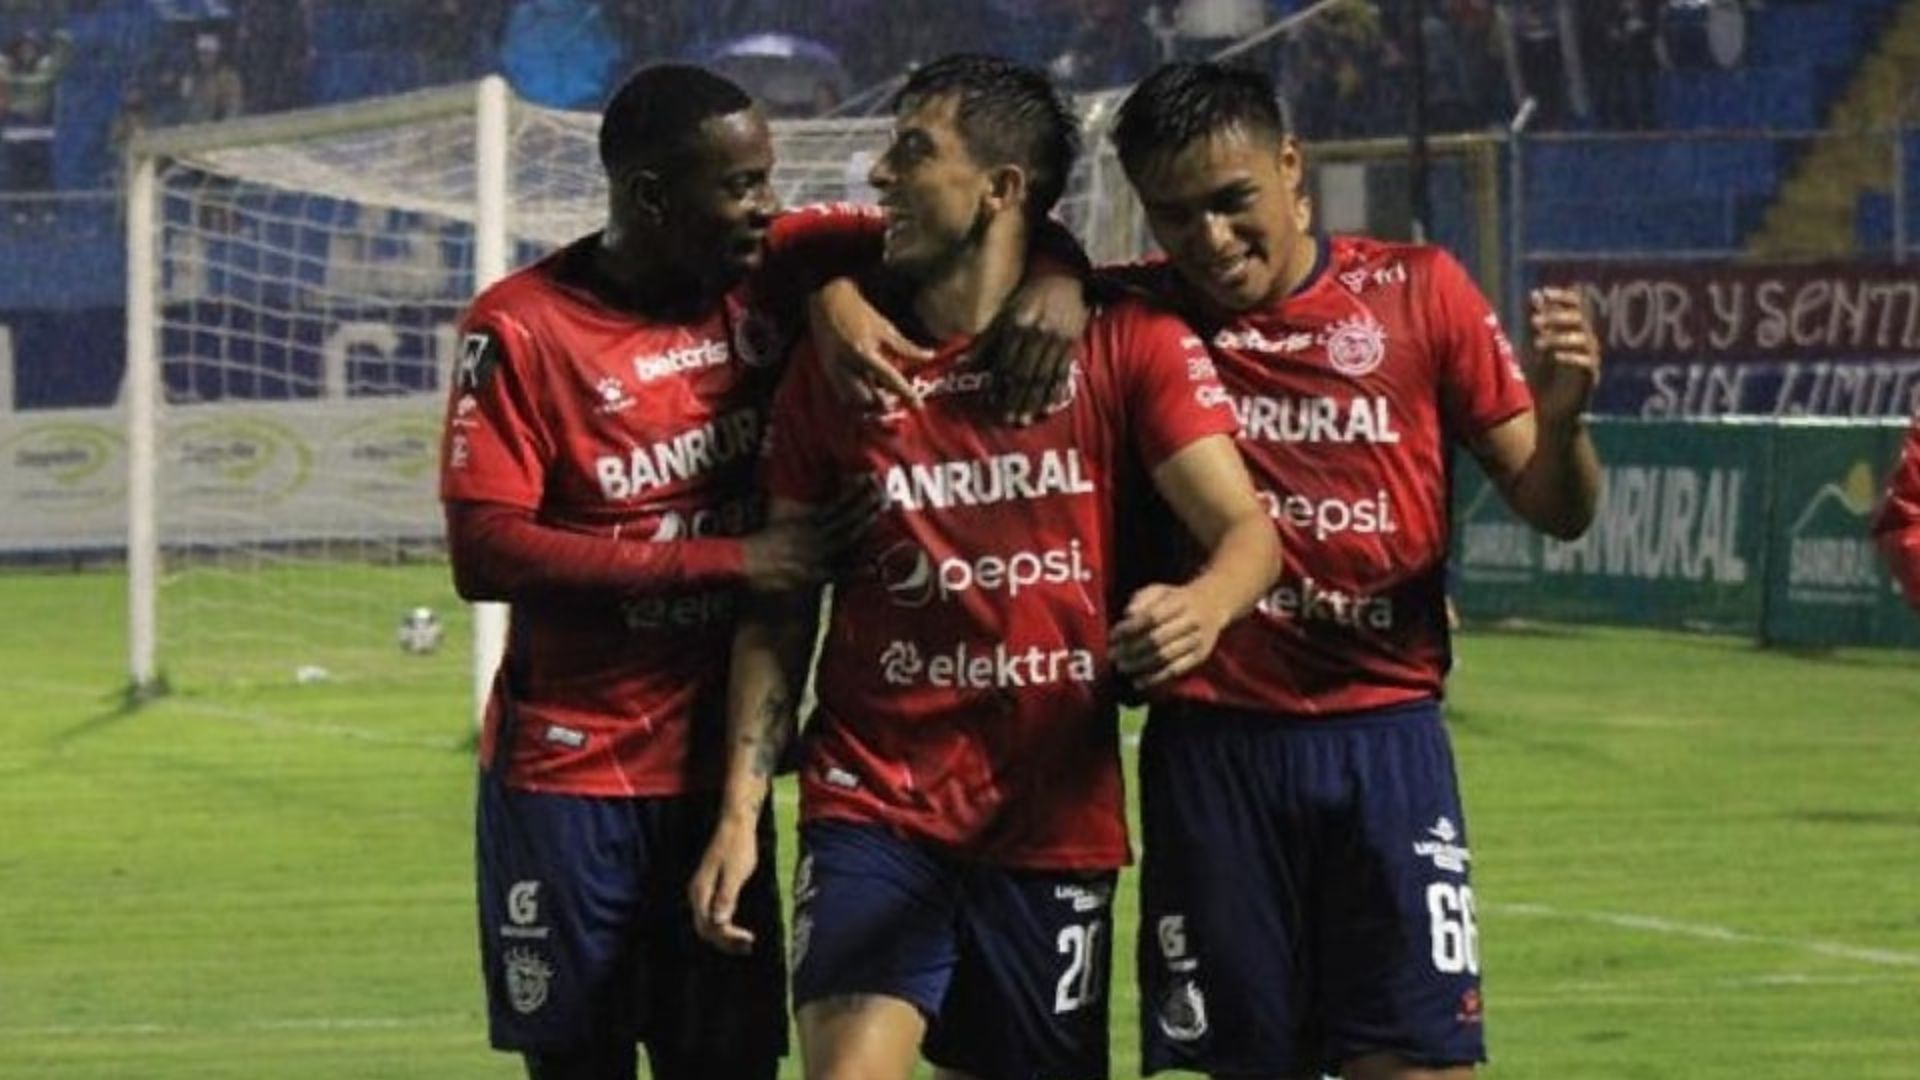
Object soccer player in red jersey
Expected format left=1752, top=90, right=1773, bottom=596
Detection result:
left=440, top=64, right=1085, bottom=1080
left=687, top=56, right=1279, bottom=1080
left=1874, top=408, right=1920, bottom=610
left=1105, top=63, right=1603, bottom=1080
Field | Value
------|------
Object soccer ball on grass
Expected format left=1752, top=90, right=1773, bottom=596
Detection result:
left=398, top=606, right=444, bottom=654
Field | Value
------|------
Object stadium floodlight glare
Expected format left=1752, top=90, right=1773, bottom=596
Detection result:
left=121, top=77, right=1147, bottom=725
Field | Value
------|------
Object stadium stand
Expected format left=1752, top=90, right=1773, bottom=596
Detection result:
left=5, top=0, right=1920, bottom=404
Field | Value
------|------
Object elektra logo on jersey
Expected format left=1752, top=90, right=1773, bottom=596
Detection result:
left=879, top=639, right=1097, bottom=689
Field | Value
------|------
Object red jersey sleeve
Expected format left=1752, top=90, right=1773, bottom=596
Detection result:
left=1873, top=413, right=1920, bottom=610
left=1422, top=249, right=1534, bottom=442
left=763, top=343, right=845, bottom=507
left=758, top=203, right=886, bottom=301
left=440, top=312, right=553, bottom=510
left=1112, top=302, right=1238, bottom=467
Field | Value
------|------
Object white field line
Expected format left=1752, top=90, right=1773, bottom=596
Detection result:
left=1493, top=901, right=1920, bottom=968
left=2, top=1014, right=471, bottom=1040
left=10, top=675, right=121, bottom=701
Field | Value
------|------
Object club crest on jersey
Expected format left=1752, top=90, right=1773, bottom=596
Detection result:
left=503, top=948, right=553, bottom=1014
left=732, top=309, right=781, bottom=368
left=1324, top=315, right=1387, bottom=377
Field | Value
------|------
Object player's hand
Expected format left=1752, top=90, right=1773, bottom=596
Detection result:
left=688, top=815, right=760, bottom=955
left=741, top=481, right=882, bottom=592
left=982, top=271, right=1087, bottom=425
left=810, top=277, right=932, bottom=413
left=1526, top=287, right=1601, bottom=433
left=1111, top=582, right=1229, bottom=690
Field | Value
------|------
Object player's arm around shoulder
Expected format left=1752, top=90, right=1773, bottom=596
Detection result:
left=1873, top=414, right=1920, bottom=611
left=1466, top=283, right=1604, bottom=541
left=1108, top=302, right=1282, bottom=690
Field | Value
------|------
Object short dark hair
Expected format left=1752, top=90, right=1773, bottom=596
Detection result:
left=894, top=54, right=1079, bottom=217
left=1113, top=62, right=1289, bottom=174
left=599, top=64, right=755, bottom=178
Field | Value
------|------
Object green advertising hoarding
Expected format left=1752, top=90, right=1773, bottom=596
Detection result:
left=1454, top=419, right=1920, bottom=649
left=1761, top=424, right=1920, bottom=649
left=1455, top=422, right=1768, bottom=634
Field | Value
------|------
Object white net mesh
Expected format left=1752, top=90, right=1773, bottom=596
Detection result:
left=139, top=82, right=1148, bottom=689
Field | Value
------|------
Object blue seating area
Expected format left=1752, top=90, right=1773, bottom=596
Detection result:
left=1852, top=133, right=1920, bottom=254
left=1524, top=138, right=1784, bottom=253
left=1525, top=0, right=1904, bottom=255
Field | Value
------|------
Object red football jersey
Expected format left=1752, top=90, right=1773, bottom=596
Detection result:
left=1873, top=410, right=1920, bottom=608
left=766, top=296, right=1235, bottom=869
left=1109, top=236, right=1534, bottom=716
left=441, top=206, right=882, bottom=796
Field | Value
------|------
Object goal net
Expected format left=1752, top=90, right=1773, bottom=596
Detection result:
left=124, top=77, right=1149, bottom=705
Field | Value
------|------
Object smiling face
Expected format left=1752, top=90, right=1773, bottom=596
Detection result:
left=867, top=93, right=999, bottom=280
left=645, top=107, right=780, bottom=291
left=1128, top=124, right=1308, bottom=314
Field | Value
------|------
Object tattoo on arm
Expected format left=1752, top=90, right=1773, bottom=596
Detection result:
left=743, top=690, right=795, bottom=779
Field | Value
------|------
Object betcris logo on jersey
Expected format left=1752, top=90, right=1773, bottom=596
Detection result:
left=875, top=539, right=1093, bottom=607
left=593, top=409, right=760, bottom=500
left=631, top=339, right=729, bottom=383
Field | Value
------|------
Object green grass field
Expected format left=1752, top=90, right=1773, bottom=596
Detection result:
left=2, top=567, right=1917, bottom=1078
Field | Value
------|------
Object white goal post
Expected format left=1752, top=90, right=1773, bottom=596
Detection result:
left=122, top=77, right=1148, bottom=721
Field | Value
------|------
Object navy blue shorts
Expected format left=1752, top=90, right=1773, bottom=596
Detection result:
left=1137, top=698, right=1485, bottom=1077
left=791, top=820, right=1116, bottom=1080
left=475, top=777, right=787, bottom=1062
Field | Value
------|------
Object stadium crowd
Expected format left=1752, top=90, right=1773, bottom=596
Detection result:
left=0, top=0, right=1794, bottom=194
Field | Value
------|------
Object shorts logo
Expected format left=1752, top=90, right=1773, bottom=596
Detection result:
left=507, top=880, right=540, bottom=926
left=1054, top=882, right=1111, bottom=913
left=503, top=947, right=553, bottom=1015
left=500, top=880, right=550, bottom=941
left=1159, top=979, right=1208, bottom=1042
left=1324, top=315, right=1387, bottom=377
left=1413, top=816, right=1470, bottom=873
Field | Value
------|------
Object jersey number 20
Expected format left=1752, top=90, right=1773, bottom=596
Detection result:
left=1054, top=921, right=1104, bottom=1013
